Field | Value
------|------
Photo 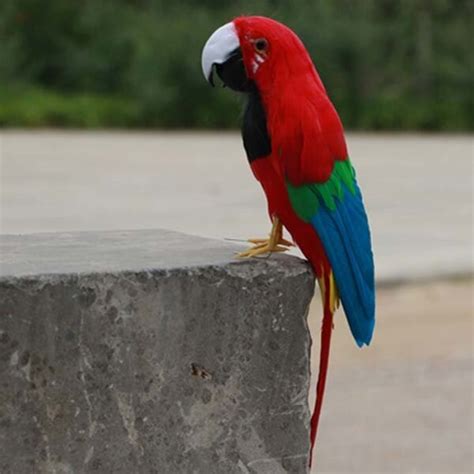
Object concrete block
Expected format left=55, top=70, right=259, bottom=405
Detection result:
left=0, top=229, right=315, bottom=473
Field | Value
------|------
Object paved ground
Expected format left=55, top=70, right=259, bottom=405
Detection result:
left=1, top=131, right=473, bottom=473
left=0, top=131, right=472, bottom=282
left=309, top=278, right=473, bottom=473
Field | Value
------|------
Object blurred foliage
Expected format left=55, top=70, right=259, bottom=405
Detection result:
left=0, top=0, right=472, bottom=130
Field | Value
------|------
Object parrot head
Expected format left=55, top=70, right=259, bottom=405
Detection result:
left=201, top=16, right=325, bottom=94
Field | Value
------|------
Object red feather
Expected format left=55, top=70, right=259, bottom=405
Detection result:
left=234, top=15, right=348, bottom=186
left=309, top=273, right=334, bottom=467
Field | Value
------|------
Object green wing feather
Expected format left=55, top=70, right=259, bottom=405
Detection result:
left=286, top=159, right=356, bottom=221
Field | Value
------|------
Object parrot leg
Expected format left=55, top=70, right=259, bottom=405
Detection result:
left=237, top=217, right=293, bottom=258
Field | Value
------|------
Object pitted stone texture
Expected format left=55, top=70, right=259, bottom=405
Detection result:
left=0, top=230, right=315, bottom=474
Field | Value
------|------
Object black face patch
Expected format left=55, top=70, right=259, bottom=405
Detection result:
left=242, top=83, right=272, bottom=162
left=215, top=48, right=251, bottom=92
left=213, top=48, right=271, bottom=162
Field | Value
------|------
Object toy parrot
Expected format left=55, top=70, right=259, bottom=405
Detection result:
left=201, top=16, right=375, bottom=467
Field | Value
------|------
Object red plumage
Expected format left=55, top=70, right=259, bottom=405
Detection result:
left=235, top=16, right=348, bottom=187
left=250, top=157, right=330, bottom=274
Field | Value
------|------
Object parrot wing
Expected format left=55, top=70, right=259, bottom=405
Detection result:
left=286, top=159, right=375, bottom=346
left=273, top=93, right=348, bottom=185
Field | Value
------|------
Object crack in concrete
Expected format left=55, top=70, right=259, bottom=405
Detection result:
left=115, top=390, right=144, bottom=458
left=78, top=310, right=96, bottom=439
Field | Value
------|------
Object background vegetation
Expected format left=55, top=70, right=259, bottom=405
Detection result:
left=0, top=0, right=472, bottom=130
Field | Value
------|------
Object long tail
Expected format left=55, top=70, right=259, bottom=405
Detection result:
left=309, top=271, right=338, bottom=467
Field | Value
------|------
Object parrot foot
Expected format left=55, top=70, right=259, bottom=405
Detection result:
left=237, top=217, right=293, bottom=258
left=247, top=236, right=294, bottom=247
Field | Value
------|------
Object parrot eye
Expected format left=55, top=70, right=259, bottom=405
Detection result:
left=254, top=38, right=268, bottom=53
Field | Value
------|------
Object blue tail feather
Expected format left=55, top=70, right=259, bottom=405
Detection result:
left=310, top=182, right=375, bottom=346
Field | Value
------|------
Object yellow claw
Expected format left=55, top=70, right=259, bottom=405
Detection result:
left=247, top=237, right=294, bottom=247
left=329, top=272, right=340, bottom=313
left=237, top=217, right=293, bottom=258
left=318, top=270, right=340, bottom=314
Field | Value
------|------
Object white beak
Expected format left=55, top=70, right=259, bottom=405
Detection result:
left=201, top=22, right=240, bottom=83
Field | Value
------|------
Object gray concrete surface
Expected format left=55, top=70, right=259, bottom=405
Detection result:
left=0, top=228, right=249, bottom=277
left=0, top=131, right=472, bottom=283
left=0, top=229, right=315, bottom=474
